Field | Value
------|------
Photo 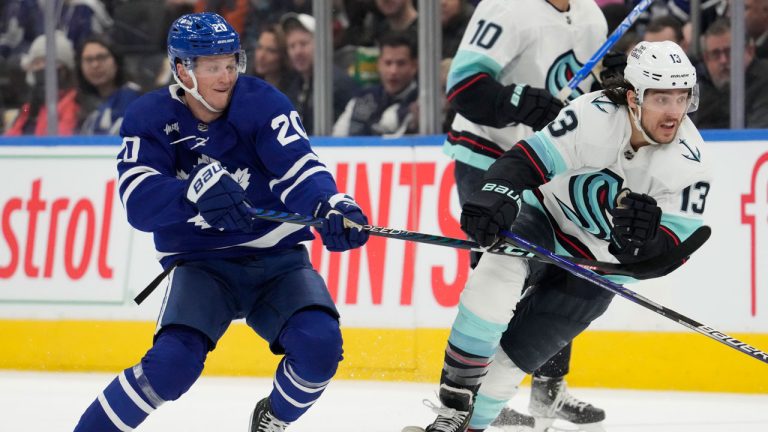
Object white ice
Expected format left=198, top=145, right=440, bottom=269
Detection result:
left=3, top=370, right=767, bottom=432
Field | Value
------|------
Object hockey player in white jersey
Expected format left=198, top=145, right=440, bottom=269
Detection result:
left=406, top=40, right=710, bottom=432
left=443, top=0, right=611, bottom=428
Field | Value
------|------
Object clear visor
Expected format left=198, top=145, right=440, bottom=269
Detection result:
left=183, top=49, right=247, bottom=78
left=639, top=85, right=700, bottom=115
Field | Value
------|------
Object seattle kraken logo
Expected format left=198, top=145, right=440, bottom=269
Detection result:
left=546, top=50, right=585, bottom=101
left=554, top=169, right=623, bottom=241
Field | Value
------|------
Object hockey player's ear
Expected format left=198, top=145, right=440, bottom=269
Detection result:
left=626, top=89, right=639, bottom=110
left=176, top=60, right=194, bottom=85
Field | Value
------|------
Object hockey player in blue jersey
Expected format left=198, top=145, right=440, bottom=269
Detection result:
left=73, top=13, right=369, bottom=432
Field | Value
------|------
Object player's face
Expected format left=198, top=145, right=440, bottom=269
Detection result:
left=254, top=31, right=281, bottom=77
left=189, top=54, right=238, bottom=111
left=81, top=42, right=117, bottom=90
left=378, top=45, right=417, bottom=96
left=638, top=89, right=691, bottom=144
left=285, top=29, right=314, bottom=75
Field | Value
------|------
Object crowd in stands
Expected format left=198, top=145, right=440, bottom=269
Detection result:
left=0, top=0, right=766, bottom=137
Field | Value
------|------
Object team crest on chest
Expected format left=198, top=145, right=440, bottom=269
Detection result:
left=546, top=50, right=585, bottom=101
left=554, top=169, right=623, bottom=241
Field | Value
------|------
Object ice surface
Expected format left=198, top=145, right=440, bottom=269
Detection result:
left=2, top=371, right=767, bottom=431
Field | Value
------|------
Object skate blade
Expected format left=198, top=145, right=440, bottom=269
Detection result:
left=401, top=427, right=426, bottom=432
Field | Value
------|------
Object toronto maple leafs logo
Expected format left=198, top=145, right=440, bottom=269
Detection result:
left=546, top=50, right=585, bottom=101
left=180, top=156, right=252, bottom=230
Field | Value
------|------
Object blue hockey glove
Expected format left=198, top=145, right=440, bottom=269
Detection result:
left=461, top=179, right=521, bottom=247
left=186, top=162, right=253, bottom=232
left=314, top=193, right=370, bottom=252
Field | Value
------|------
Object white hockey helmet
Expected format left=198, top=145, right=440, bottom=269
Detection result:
left=625, top=41, right=698, bottom=113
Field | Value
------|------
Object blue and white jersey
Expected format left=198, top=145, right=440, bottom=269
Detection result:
left=80, top=84, right=142, bottom=135
left=116, top=76, right=338, bottom=267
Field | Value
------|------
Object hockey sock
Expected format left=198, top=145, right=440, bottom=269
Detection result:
left=471, top=348, right=527, bottom=430
left=269, top=308, right=343, bottom=422
left=73, top=326, right=208, bottom=431
left=441, top=303, right=508, bottom=393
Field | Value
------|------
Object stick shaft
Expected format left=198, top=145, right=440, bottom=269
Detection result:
left=501, top=230, right=768, bottom=365
left=557, top=0, right=653, bottom=101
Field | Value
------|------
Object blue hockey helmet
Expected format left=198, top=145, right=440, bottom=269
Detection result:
left=167, top=12, right=245, bottom=76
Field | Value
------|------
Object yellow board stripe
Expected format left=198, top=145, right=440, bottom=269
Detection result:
left=3, top=320, right=767, bottom=393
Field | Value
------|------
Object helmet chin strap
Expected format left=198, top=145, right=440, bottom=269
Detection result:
left=629, top=104, right=665, bottom=146
left=173, top=70, right=222, bottom=113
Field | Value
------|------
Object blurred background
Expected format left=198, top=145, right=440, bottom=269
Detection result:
left=1, top=0, right=766, bottom=136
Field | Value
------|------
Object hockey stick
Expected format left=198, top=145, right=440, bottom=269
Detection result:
left=500, top=229, right=768, bottom=366
left=247, top=207, right=708, bottom=279
left=556, top=0, right=653, bottom=102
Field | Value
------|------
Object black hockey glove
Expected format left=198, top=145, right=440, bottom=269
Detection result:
left=505, top=84, right=564, bottom=131
left=186, top=162, right=253, bottom=232
left=599, top=50, right=627, bottom=83
left=609, top=189, right=662, bottom=261
left=461, top=179, right=521, bottom=247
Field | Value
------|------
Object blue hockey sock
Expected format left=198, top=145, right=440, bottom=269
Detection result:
left=73, top=326, right=208, bottom=431
left=73, top=364, right=161, bottom=432
left=269, top=309, right=342, bottom=422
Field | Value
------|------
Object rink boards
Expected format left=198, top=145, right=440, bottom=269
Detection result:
left=1, top=132, right=767, bottom=393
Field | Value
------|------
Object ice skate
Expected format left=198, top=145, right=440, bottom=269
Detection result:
left=529, top=377, right=605, bottom=432
left=489, top=406, right=536, bottom=431
left=249, top=397, right=290, bottom=432
left=402, top=384, right=474, bottom=432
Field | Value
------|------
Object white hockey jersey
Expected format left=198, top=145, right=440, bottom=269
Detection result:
left=522, top=90, right=712, bottom=264
left=444, top=0, right=608, bottom=169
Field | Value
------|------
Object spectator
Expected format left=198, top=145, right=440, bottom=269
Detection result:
left=4, top=31, right=80, bottom=136
left=342, top=0, right=381, bottom=47
left=76, top=36, right=141, bottom=135
left=441, top=0, right=474, bottom=59
left=0, top=0, right=44, bottom=114
left=281, top=12, right=359, bottom=135
left=109, top=0, right=168, bottom=93
left=194, top=0, right=250, bottom=34
left=333, top=32, right=418, bottom=136
left=252, top=23, right=296, bottom=94
left=373, top=0, right=418, bottom=44
left=745, top=0, right=768, bottom=59
left=58, top=0, right=114, bottom=50
left=643, top=15, right=685, bottom=47
left=694, top=18, right=768, bottom=129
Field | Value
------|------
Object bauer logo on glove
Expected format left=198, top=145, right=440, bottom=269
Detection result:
left=481, top=182, right=522, bottom=202
left=187, top=162, right=226, bottom=203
